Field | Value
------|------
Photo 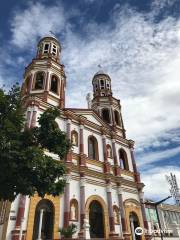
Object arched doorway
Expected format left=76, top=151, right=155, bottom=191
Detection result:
left=89, top=200, right=104, bottom=238
left=129, top=212, right=141, bottom=240
left=32, top=199, right=54, bottom=240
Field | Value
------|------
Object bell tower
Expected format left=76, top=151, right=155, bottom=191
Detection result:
left=91, top=70, right=126, bottom=138
left=21, top=35, right=66, bottom=108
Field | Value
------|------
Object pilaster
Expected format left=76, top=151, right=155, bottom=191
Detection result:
left=63, top=174, right=71, bottom=228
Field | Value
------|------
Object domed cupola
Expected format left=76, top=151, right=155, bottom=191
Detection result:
left=91, top=70, right=126, bottom=138
left=21, top=35, right=66, bottom=108
left=92, top=70, right=112, bottom=97
left=36, top=35, right=61, bottom=63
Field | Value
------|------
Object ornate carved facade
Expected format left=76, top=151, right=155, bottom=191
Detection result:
left=0, top=36, right=151, bottom=240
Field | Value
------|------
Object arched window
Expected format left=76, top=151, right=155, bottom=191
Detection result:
left=119, top=149, right=129, bottom=170
left=70, top=199, right=78, bottom=221
left=43, top=43, right=50, bottom=54
left=114, top=110, right=121, bottom=126
left=100, top=79, right=105, bottom=89
left=88, top=136, right=99, bottom=160
left=107, top=144, right=112, bottom=158
left=71, top=130, right=78, bottom=147
left=102, top=108, right=110, bottom=123
left=33, top=72, right=44, bottom=90
left=50, top=75, right=59, bottom=94
left=51, top=44, right=57, bottom=56
left=113, top=206, right=120, bottom=224
left=106, top=81, right=110, bottom=90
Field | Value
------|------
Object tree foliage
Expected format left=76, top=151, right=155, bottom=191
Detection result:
left=0, top=84, right=71, bottom=201
left=59, top=223, right=77, bottom=238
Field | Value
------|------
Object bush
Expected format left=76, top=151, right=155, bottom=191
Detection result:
left=59, top=223, right=77, bottom=239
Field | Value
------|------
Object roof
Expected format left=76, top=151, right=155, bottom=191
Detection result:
left=93, top=70, right=111, bottom=79
left=64, top=108, right=111, bottom=128
left=38, top=35, right=61, bottom=47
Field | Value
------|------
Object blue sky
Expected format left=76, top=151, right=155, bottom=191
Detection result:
left=0, top=0, right=180, bottom=203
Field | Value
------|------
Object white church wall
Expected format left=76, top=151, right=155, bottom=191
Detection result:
left=85, top=183, right=107, bottom=204
left=83, top=114, right=102, bottom=126
left=69, top=179, right=80, bottom=202
left=56, top=117, right=66, bottom=132
left=83, top=128, right=89, bottom=157
left=111, top=187, right=119, bottom=207
left=122, top=191, right=140, bottom=202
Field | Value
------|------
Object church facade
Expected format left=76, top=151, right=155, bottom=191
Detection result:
left=0, top=36, right=151, bottom=240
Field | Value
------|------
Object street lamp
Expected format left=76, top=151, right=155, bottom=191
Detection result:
left=145, top=196, right=172, bottom=240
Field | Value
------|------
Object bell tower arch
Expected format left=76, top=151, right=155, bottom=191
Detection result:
left=21, top=35, right=66, bottom=108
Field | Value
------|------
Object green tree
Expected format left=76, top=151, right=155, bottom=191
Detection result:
left=0, top=84, right=71, bottom=201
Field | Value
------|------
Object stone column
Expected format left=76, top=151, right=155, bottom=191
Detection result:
left=60, top=80, right=65, bottom=108
left=37, top=209, right=44, bottom=240
left=112, top=139, right=121, bottom=176
left=117, top=186, right=130, bottom=240
left=63, top=174, right=71, bottom=228
left=129, top=143, right=140, bottom=183
left=139, top=191, right=151, bottom=240
left=12, top=195, right=26, bottom=240
left=79, top=124, right=86, bottom=166
left=80, top=125, right=84, bottom=154
left=27, top=74, right=33, bottom=94
left=139, top=191, right=148, bottom=229
left=26, top=110, right=32, bottom=129
left=102, top=135, right=107, bottom=162
left=102, top=135, right=110, bottom=173
left=66, top=119, right=72, bottom=163
left=79, top=176, right=86, bottom=238
left=45, top=72, right=49, bottom=91
left=31, top=110, right=37, bottom=128
left=43, top=72, right=49, bottom=102
left=106, top=183, right=117, bottom=237
left=111, top=108, right=116, bottom=126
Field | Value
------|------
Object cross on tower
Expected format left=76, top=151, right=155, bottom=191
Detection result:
left=98, top=64, right=102, bottom=69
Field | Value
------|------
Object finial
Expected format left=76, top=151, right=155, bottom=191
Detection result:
left=49, top=30, right=56, bottom=37
left=98, top=64, right=102, bottom=69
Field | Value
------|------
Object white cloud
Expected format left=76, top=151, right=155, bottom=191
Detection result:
left=6, top=1, right=180, bottom=161
left=137, top=146, right=180, bottom=166
left=141, top=166, right=180, bottom=202
left=61, top=7, right=180, bottom=153
left=10, top=2, right=66, bottom=49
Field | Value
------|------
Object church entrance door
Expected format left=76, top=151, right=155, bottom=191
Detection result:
left=129, top=212, right=141, bottom=240
left=32, top=199, right=54, bottom=240
left=89, top=200, right=104, bottom=238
